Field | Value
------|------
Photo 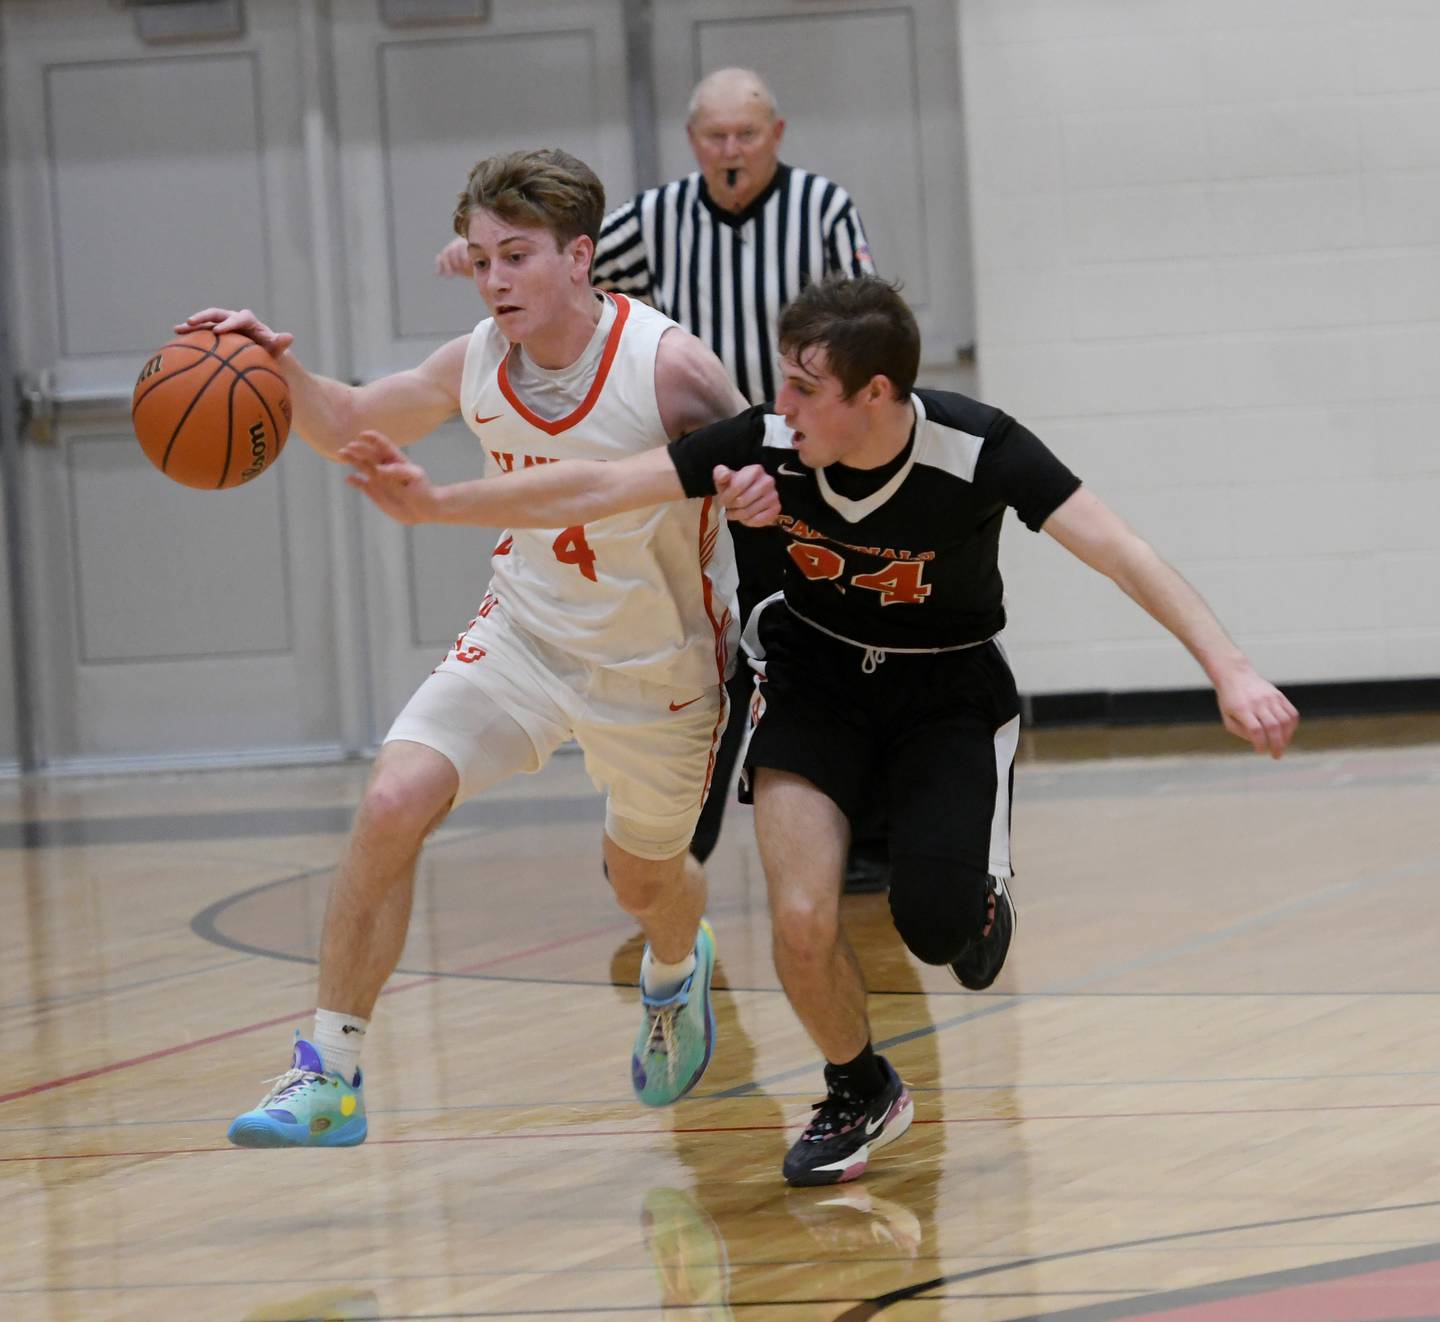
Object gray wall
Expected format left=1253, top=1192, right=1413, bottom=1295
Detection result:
left=961, top=0, right=1440, bottom=694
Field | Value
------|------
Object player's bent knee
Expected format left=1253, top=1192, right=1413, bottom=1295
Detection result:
left=605, top=806, right=696, bottom=863
left=888, top=855, right=990, bottom=965
left=357, top=747, right=458, bottom=839
left=356, top=784, right=449, bottom=844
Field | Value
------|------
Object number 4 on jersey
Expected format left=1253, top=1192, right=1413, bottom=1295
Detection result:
left=852, top=560, right=930, bottom=606
left=553, top=524, right=597, bottom=582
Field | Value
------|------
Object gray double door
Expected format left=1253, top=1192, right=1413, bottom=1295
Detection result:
left=0, top=0, right=970, bottom=773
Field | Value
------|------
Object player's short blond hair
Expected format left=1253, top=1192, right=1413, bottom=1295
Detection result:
left=452, top=148, right=606, bottom=255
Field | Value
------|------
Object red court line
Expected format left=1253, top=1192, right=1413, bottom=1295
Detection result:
left=8, top=1097, right=1440, bottom=1163
left=0, top=918, right=639, bottom=1108
left=0, top=1008, right=308, bottom=1108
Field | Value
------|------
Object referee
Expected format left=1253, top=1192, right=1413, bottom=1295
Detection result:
left=437, top=68, right=883, bottom=884
left=592, top=67, right=874, bottom=406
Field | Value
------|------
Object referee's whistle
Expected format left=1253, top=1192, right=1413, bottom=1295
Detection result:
left=726, top=168, right=738, bottom=188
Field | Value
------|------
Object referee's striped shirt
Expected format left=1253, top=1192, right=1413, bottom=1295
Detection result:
left=592, top=162, right=876, bottom=405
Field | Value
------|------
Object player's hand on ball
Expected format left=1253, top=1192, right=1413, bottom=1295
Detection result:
left=341, top=431, right=438, bottom=524
left=174, top=307, right=294, bottom=358
left=714, top=463, right=779, bottom=527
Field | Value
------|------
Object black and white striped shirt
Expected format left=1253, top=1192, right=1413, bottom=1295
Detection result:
left=592, top=163, right=875, bottom=404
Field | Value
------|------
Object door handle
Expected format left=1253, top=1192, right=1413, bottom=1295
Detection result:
left=18, top=372, right=138, bottom=442
left=18, top=369, right=55, bottom=446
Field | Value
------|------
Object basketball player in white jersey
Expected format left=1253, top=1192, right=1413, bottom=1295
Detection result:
left=179, top=148, right=776, bottom=1147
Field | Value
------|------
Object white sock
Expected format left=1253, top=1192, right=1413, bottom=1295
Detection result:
left=312, top=1008, right=368, bottom=1083
left=641, top=946, right=697, bottom=1000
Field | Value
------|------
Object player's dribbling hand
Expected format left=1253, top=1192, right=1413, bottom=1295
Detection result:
left=1216, top=667, right=1299, bottom=758
left=341, top=430, right=439, bottom=525
left=174, top=308, right=294, bottom=358
left=713, top=463, right=779, bottom=527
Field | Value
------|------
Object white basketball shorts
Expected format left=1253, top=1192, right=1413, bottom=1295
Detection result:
left=384, top=600, right=728, bottom=859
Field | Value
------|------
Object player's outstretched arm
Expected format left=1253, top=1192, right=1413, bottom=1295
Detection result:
left=434, top=237, right=470, bottom=278
left=175, top=308, right=465, bottom=459
left=341, top=431, right=776, bottom=529
left=1043, top=486, right=1299, bottom=758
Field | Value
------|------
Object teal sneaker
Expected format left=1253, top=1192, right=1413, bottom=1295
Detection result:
left=227, top=1037, right=367, bottom=1148
left=631, top=919, right=717, bottom=1106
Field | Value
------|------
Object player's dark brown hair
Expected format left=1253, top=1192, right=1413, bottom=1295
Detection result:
left=778, top=274, right=920, bottom=401
left=453, top=148, right=607, bottom=258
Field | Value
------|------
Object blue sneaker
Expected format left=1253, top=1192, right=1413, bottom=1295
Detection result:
left=227, top=1037, right=367, bottom=1148
left=631, top=919, right=717, bottom=1106
left=640, top=1187, right=732, bottom=1314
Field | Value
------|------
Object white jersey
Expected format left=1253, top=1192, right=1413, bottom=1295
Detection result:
left=459, top=292, right=738, bottom=692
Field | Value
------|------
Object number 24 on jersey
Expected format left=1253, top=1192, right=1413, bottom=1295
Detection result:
left=787, top=541, right=932, bottom=606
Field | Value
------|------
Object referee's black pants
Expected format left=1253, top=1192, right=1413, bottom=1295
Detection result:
left=688, top=661, right=753, bottom=864
left=688, top=663, right=892, bottom=874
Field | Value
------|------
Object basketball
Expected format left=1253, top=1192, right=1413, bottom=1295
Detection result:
left=131, top=330, right=291, bottom=489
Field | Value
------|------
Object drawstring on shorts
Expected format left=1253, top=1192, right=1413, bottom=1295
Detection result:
left=785, top=604, right=998, bottom=674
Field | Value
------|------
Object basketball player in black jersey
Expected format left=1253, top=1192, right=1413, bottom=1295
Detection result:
left=341, top=274, right=1298, bottom=1187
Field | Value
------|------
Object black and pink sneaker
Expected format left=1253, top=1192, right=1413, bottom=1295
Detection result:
left=781, top=1056, right=914, bottom=1187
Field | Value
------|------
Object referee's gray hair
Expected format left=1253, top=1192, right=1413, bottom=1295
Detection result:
left=686, top=68, right=780, bottom=124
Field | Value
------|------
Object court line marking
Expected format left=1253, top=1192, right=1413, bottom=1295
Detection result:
left=6, top=742, right=1435, bottom=852
left=8, top=1224, right=1440, bottom=1319
left=8, top=1059, right=1440, bottom=1134
left=0, top=905, right=638, bottom=1108
left=9, top=793, right=1438, bottom=1114
left=0, top=953, right=256, bottom=1015
left=835, top=1208, right=1440, bottom=1320
left=10, top=842, right=1438, bottom=1109
left=0, top=791, right=605, bottom=850
left=5, top=1245, right=1435, bottom=1293
left=715, top=850, right=1440, bottom=1097
left=9, top=1095, right=1440, bottom=1162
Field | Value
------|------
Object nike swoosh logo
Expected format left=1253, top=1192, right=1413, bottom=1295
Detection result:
left=778, top=463, right=807, bottom=477
left=668, top=695, right=704, bottom=711
left=865, top=1108, right=889, bottom=1136
left=474, top=413, right=503, bottom=425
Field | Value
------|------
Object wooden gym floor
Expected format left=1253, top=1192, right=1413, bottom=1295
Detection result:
left=3, top=714, right=1440, bottom=1321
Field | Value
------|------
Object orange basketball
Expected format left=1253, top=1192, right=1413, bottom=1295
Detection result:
left=131, top=330, right=291, bottom=489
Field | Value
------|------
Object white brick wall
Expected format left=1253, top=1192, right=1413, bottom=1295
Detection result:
left=959, top=0, right=1440, bottom=694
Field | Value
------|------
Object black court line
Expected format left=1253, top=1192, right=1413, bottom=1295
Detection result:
left=990, top=1237, right=1440, bottom=1320
left=832, top=1204, right=1440, bottom=1320
left=0, top=952, right=255, bottom=1014
left=7, top=744, right=1436, bottom=852
left=0, top=793, right=605, bottom=850
left=10, top=1222, right=1440, bottom=1318
left=715, top=849, right=1440, bottom=1098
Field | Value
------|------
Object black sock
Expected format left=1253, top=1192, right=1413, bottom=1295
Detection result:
left=824, top=1042, right=884, bottom=1100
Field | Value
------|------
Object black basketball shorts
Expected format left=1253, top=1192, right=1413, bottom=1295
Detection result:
left=741, top=605, right=1022, bottom=878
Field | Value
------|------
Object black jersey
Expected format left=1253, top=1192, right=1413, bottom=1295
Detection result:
left=667, top=389, right=1081, bottom=651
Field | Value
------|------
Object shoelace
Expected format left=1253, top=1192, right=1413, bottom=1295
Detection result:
left=801, top=1086, right=867, bottom=1141
left=642, top=1004, right=681, bottom=1083
left=258, top=1066, right=326, bottom=1106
